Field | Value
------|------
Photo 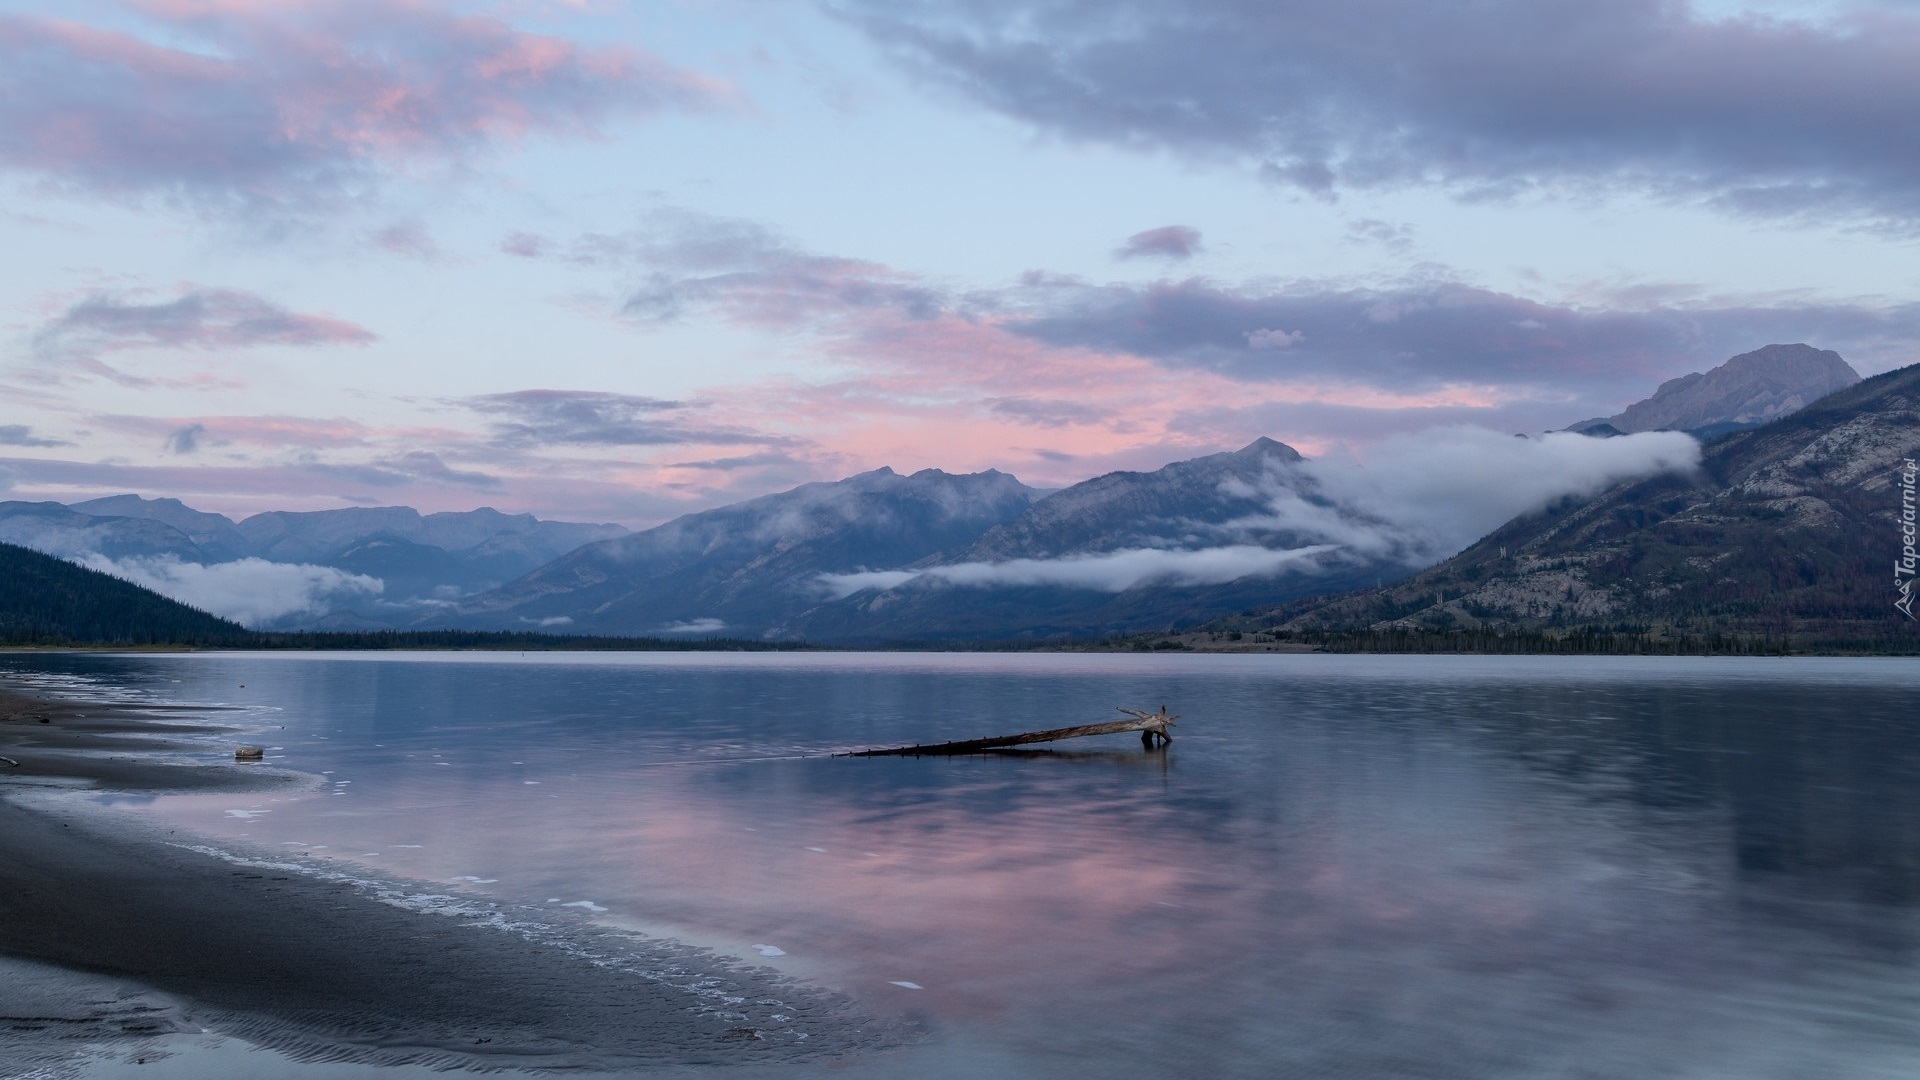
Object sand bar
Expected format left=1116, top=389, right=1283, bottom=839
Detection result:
left=0, top=674, right=896, bottom=1076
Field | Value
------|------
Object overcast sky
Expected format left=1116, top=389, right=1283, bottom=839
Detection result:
left=2, top=0, right=1916, bottom=526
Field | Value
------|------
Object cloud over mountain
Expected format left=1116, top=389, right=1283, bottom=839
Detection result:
left=1286, top=427, right=1703, bottom=565
left=820, top=543, right=1337, bottom=597
left=73, top=552, right=381, bottom=627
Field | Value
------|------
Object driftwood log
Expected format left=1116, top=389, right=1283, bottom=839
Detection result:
left=840, top=706, right=1177, bottom=757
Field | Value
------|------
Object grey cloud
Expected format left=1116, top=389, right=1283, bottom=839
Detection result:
left=35, top=287, right=376, bottom=363
left=0, top=424, right=69, bottom=447
left=1347, top=219, right=1415, bottom=253
left=1003, top=274, right=1920, bottom=400
left=666, top=452, right=806, bottom=471
left=839, top=0, right=1920, bottom=226
left=377, top=451, right=501, bottom=490
left=986, top=397, right=1111, bottom=426
left=1115, top=225, right=1202, bottom=260
left=166, top=423, right=207, bottom=455
left=535, top=210, right=944, bottom=328
left=500, top=231, right=552, bottom=258
left=464, top=389, right=791, bottom=449
left=0, top=4, right=726, bottom=214
left=371, top=222, right=441, bottom=259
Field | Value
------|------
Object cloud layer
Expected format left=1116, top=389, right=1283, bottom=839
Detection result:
left=75, top=553, right=381, bottom=627
left=1286, top=427, right=1703, bottom=564
left=1003, top=276, right=1920, bottom=396
left=841, top=0, right=1920, bottom=226
left=463, top=389, right=791, bottom=450
left=820, top=543, right=1340, bottom=597
left=0, top=1, right=726, bottom=211
left=35, top=287, right=376, bottom=368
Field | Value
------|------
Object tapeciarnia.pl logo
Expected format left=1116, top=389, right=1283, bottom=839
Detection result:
left=1898, top=457, right=1917, bottom=620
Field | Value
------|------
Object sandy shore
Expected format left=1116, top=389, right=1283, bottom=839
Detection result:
left=0, top=675, right=894, bottom=1077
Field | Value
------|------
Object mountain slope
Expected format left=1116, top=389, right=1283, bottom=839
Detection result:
left=0, top=502, right=209, bottom=562
left=8, top=497, right=630, bottom=626
left=438, top=467, right=1042, bottom=635
left=1571, top=343, right=1860, bottom=436
left=1278, top=362, right=1920, bottom=647
left=0, top=541, right=248, bottom=644
left=780, top=438, right=1394, bottom=641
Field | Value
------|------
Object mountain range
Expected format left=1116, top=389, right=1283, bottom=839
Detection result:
left=3, top=342, right=1897, bottom=646
left=431, top=437, right=1398, bottom=641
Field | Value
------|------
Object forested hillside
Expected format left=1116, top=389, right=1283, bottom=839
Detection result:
left=0, top=541, right=250, bottom=645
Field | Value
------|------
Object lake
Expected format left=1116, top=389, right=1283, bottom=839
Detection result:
left=10, top=651, right=1920, bottom=1079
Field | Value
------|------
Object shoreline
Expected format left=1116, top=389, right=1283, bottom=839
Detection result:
left=0, top=677, right=897, bottom=1078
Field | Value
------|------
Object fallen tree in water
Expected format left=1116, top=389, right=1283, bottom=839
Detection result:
left=839, top=706, right=1177, bottom=757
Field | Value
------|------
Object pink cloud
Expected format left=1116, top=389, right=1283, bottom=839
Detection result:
left=681, top=309, right=1510, bottom=490
left=0, top=1, right=731, bottom=209
left=32, top=286, right=376, bottom=385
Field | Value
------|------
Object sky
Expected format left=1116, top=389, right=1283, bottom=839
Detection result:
left=1, top=0, right=1917, bottom=528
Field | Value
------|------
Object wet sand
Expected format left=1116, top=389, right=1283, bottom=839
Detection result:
left=0, top=677, right=893, bottom=1077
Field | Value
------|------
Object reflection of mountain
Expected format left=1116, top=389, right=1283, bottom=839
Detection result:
left=1460, top=675, right=1920, bottom=903
left=1279, top=361, right=1920, bottom=647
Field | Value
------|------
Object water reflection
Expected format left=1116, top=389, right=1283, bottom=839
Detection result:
left=10, top=652, right=1920, bottom=1078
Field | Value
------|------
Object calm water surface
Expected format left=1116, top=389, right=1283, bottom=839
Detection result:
left=10, top=651, right=1920, bottom=1079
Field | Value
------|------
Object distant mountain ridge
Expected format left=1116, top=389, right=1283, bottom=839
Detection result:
left=433, top=466, right=1044, bottom=635
left=1275, top=361, right=1920, bottom=648
left=1571, top=343, right=1860, bottom=437
left=3, top=343, right=1881, bottom=642
left=0, top=498, right=628, bottom=627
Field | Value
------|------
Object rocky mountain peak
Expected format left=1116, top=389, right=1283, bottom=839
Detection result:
left=1234, top=436, right=1304, bottom=461
left=1591, top=343, right=1860, bottom=435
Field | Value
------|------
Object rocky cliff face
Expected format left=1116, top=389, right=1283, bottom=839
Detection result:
left=1574, top=343, right=1860, bottom=436
left=1280, top=362, right=1920, bottom=646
